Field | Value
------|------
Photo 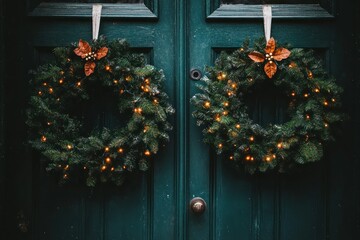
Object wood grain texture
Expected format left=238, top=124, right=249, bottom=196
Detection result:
left=2, top=0, right=359, bottom=239
left=208, top=4, right=333, bottom=19
left=29, top=2, right=157, bottom=18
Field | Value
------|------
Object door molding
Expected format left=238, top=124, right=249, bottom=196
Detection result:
left=28, top=1, right=158, bottom=19
left=206, top=0, right=335, bottom=19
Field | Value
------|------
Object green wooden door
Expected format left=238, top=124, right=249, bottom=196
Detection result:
left=4, top=0, right=178, bottom=239
left=2, top=0, right=359, bottom=239
left=187, top=1, right=359, bottom=240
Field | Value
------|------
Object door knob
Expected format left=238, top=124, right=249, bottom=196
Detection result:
left=190, top=197, right=206, bottom=214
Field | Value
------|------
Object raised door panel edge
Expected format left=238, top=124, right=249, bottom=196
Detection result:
left=28, top=1, right=158, bottom=19
left=206, top=0, right=334, bottom=19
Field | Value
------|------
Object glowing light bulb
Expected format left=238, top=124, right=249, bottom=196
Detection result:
left=277, top=143, right=283, bottom=149
left=229, top=156, right=234, bottom=160
left=118, top=148, right=124, bottom=153
left=105, top=147, right=110, bottom=152
left=218, top=143, right=223, bottom=148
left=308, top=71, right=313, bottom=79
left=134, top=108, right=143, bottom=114
left=67, top=144, right=73, bottom=150
left=59, top=79, right=64, bottom=84
left=291, top=92, right=296, bottom=97
left=105, top=157, right=111, bottom=163
left=217, top=72, right=226, bottom=80
left=265, top=156, right=271, bottom=162
left=41, top=136, right=47, bottom=142
left=291, top=62, right=297, bottom=68
left=235, top=124, right=241, bottom=129
left=203, top=101, right=211, bottom=108
left=215, top=114, right=221, bottom=122
left=101, top=165, right=107, bottom=171
left=249, top=136, right=254, bottom=142
left=227, top=91, right=234, bottom=97
left=245, top=155, right=251, bottom=161
left=223, top=102, right=229, bottom=107
left=105, top=65, right=111, bottom=71
left=144, top=150, right=151, bottom=156
left=142, top=85, right=150, bottom=92
left=143, top=126, right=149, bottom=133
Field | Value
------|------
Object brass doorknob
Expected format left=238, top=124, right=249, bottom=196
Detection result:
left=190, top=197, right=206, bottom=214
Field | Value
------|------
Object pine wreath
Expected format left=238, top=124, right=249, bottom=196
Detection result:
left=191, top=37, right=343, bottom=173
left=27, top=37, right=174, bottom=186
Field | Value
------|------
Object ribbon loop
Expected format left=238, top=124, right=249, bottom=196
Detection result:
left=92, top=4, right=103, bottom=40
left=263, top=5, right=272, bottom=42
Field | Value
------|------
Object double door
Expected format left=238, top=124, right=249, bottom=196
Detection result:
left=2, top=0, right=358, bottom=239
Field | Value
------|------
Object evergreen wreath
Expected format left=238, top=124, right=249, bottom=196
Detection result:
left=27, top=37, right=174, bottom=186
left=191, top=37, right=343, bottom=173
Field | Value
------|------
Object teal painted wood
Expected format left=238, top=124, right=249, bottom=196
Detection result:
left=2, top=0, right=177, bottom=239
left=174, top=0, right=188, bottom=240
left=187, top=0, right=359, bottom=239
left=207, top=4, right=333, bottom=19
left=206, top=0, right=334, bottom=18
left=2, top=0, right=360, bottom=239
left=28, top=3, right=158, bottom=18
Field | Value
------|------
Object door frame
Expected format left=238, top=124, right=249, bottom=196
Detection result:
left=1, top=0, right=360, bottom=239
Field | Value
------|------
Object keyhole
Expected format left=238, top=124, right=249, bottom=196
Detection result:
left=190, top=68, right=202, bottom=80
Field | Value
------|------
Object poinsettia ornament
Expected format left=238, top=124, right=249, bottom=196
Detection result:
left=74, top=39, right=108, bottom=76
left=248, top=37, right=291, bottom=78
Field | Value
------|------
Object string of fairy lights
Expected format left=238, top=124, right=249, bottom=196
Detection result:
left=27, top=38, right=174, bottom=186
left=191, top=38, right=343, bottom=173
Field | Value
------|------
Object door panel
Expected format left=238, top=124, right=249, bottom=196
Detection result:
left=4, top=0, right=177, bottom=239
left=187, top=0, right=356, bottom=240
